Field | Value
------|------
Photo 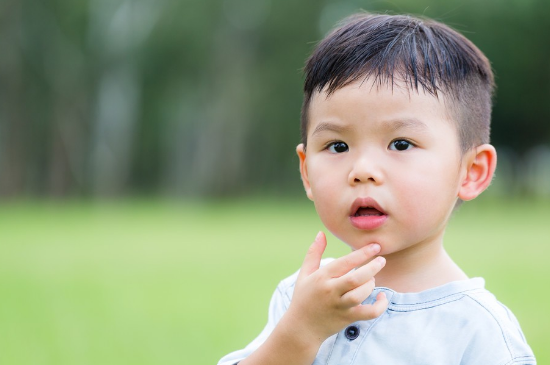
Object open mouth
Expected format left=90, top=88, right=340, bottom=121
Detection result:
left=349, top=197, right=388, bottom=230
left=354, top=207, right=384, bottom=217
left=350, top=197, right=386, bottom=217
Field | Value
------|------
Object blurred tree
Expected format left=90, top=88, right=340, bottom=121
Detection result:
left=0, top=0, right=548, bottom=198
left=0, top=1, right=27, bottom=196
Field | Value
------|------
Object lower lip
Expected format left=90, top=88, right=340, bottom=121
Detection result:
left=350, top=215, right=388, bottom=230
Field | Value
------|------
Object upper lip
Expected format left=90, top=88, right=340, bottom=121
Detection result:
left=349, top=197, right=387, bottom=216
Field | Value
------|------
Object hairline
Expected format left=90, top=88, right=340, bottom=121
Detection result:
left=300, top=13, right=494, bottom=154
left=301, top=79, right=473, bottom=155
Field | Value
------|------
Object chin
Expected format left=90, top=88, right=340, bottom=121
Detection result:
left=342, top=236, right=382, bottom=251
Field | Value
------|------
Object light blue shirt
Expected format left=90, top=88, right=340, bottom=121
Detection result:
left=218, top=259, right=536, bottom=365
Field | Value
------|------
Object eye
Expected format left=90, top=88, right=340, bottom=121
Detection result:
left=327, top=141, right=349, bottom=153
left=389, top=139, right=414, bottom=151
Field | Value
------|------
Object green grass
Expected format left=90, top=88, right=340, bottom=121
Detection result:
left=0, top=197, right=547, bottom=364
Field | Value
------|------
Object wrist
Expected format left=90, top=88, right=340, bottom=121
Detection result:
left=274, top=310, right=326, bottom=354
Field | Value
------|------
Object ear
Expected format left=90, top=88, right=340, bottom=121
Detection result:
left=296, top=144, right=313, bottom=201
left=458, top=144, right=497, bottom=201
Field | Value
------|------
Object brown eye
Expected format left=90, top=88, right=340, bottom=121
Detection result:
left=328, top=142, right=349, bottom=153
left=390, top=140, right=413, bottom=151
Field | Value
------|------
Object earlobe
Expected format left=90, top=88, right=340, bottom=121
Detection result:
left=296, top=144, right=314, bottom=201
left=458, top=144, right=497, bottom=201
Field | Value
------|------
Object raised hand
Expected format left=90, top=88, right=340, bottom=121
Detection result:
left=239, top=232, right=388, bottom=365
left=285, top=231, right=388, bottom=342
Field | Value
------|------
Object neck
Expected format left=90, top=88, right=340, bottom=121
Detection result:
left=374, top=239, right=468, bottom=293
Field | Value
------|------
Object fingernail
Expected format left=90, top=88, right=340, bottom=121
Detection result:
left=370, top=243, right=381, bottom=252
left=376, top=256, right=386, bottom=265
left=316, top=231, right=323, bottom=240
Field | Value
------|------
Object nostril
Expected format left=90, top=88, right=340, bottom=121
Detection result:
left=354, top=178, right=361, bottom=182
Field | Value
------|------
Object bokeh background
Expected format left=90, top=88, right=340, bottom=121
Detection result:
left=1, top=0, right=549, bottom=364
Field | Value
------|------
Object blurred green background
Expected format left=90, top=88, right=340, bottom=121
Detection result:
left=1, top=198, right=548, bottom=364
left=1, top=0, right=549, bottom=364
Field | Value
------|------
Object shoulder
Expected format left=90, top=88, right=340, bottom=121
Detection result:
left=380, top=278, right=536, bottom=364
left=459, top=288, right=536, bottom=364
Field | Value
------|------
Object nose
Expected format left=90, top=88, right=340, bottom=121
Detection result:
left=348, top=155, right=384, bottom=186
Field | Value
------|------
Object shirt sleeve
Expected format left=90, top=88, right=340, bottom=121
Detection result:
left=461, top=291, right=537, bottom=365
left=217, top=281, right=291, bottom=365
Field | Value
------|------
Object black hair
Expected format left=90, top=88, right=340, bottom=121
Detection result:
left=301, top=13, right=495, bottom=152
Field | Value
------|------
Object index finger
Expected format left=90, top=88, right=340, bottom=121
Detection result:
left=324, top=243, right=381, bottom=278
left=297, top=231, right=327, bottom=281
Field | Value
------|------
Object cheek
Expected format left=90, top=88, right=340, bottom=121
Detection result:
left=308, top=165, right=345, bottom=228
left=310, top=178, right=339, bottom=215
left=395, top=157, right=460, bottom=201
left=307, top=159, right=342, bottom=196
left=413, top=151, right=461, bottom=188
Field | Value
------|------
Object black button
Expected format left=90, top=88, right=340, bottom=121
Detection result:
left=345, top=325, right=360, bottom=340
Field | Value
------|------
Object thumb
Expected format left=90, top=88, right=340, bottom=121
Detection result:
left=298, top=231, right=327, bottom=280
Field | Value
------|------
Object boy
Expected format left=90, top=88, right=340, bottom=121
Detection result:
left=219, top=13, right=536, bottom=365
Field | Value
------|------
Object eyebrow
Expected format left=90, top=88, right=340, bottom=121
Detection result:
left=311, top=122, right=354, bottom=137
left=310, top=118, right=429, bottom=138
left=385, top=118, right=428, bottom=132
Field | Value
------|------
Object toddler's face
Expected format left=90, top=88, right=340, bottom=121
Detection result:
left=297, top=79, right=469, bottom=254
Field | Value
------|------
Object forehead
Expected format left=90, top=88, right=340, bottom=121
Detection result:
left=307, top=79, right=456, bottom=137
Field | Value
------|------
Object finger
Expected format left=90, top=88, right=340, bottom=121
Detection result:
left=297, top=231, right=327, bottom=280
left=353, top=292, right=389, bottom=321
left=336, top=256, right=386, bottom=293
left=324, top=243, right=381, bottom=277
left=340, top=278, right=376, bottom=307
